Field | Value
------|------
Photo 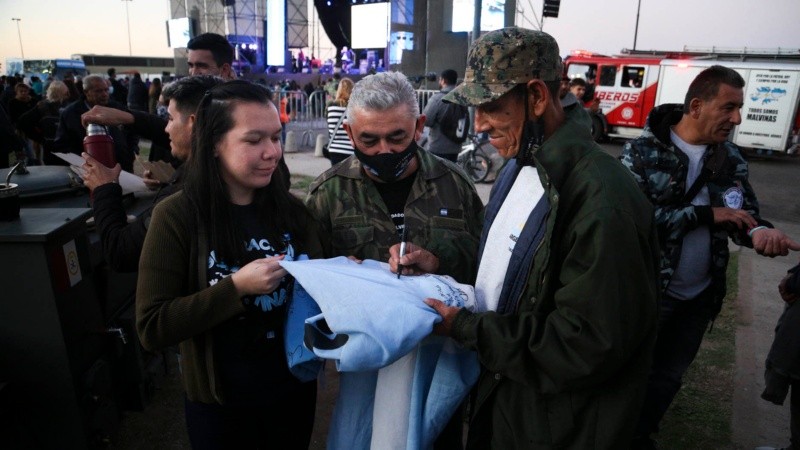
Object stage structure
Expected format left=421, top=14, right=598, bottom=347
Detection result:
left=165, top=0, right=516, bottom=79
left=310, top=0, right=515, bottom=84
left=168, top=0, right=309, bottom=74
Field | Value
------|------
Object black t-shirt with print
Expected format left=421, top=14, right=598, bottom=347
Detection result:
left=207, top=203, right=299, bottom=405
left=372, top=171, right=417, bottom=237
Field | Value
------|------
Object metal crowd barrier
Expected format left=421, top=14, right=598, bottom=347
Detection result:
left=277, top=90, right=328, bottom=126
left=277, top=88, right=441, bottom=145
left=279, top=89, right=439, bottom=124
left=276, top=90, right=328, bottom=147
left=416, top=89, right=439, bottom=113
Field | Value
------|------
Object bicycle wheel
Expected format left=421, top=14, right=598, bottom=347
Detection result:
left=466, top=152, right=491, bottom=183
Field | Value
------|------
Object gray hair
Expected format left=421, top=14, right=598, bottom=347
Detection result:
left=82, top=74, right=106, bottom=90
left=346, top=72, right=419, bottom=126
left=46, top=80, right=69, bottom=103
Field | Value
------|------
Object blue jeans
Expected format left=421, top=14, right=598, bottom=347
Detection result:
left=635, top=288, right=719, bottom=437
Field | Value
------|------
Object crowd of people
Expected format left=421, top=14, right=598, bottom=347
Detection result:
left=0, top=68, right=168, bottom=168
left=4, top=26, right=800, bottom=450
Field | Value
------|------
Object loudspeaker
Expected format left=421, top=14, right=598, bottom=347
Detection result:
left=220, top=0, right=235, bottom=6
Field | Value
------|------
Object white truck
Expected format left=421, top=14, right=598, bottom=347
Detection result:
left=656, top=58, right=800, bottom=155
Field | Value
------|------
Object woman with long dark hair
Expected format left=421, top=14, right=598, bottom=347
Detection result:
left=136, top=80, right=323, bottom=449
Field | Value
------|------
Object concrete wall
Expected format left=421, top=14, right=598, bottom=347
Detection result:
left=391, top=0, right=517, bottom=88
left=424, top=0, right=470, bottom=85
left=390, top=0, right=469, bottom=89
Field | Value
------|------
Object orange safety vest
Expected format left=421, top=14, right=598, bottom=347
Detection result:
left=279, top=97, right=290, bottom=124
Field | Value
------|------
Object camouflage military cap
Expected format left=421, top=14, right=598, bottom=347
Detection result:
left=444, top=27, right=562, bottom=106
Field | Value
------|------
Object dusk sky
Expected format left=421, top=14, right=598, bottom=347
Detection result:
left=1, top=0, right=798, bottom=70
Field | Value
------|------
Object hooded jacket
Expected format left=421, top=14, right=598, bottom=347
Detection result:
left=620, top=103, right=771, bottom=309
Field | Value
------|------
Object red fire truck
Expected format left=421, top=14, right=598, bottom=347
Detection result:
left=564, top=50, right=663, bottom=141
left=564, top=48, right=800, bottom=155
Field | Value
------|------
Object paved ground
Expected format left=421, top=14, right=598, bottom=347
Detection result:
left=732, top=221, right=799, bottom=450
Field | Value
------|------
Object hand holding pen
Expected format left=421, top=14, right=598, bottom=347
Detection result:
left=397, top=227, right=407, bottom=279
left=389, top=238, right=441, bottom=278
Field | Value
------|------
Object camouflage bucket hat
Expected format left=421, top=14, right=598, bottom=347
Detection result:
left=444, top=27, right=562, bottom=106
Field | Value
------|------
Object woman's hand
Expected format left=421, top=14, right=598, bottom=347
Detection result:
left=231, top=254, right=287, bottom=297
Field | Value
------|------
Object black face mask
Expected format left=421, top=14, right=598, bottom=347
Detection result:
left=354, top=139, right=418, bottom=183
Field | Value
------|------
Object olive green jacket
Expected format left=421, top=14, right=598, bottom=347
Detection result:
left=305, top=147, right=484, bottom=284
left=136, top=191, right=324, bottom=404
left=451, top=109, right=661, bottom=449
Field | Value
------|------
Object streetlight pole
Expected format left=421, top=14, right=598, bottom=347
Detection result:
left=122, top=0, right=133, bottom=56
left=11, top=18, right=24, bottom=59
left=633, top=0, right=642, bottom=51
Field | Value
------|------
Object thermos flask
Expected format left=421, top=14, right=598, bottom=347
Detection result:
left=83, top=123, right=116, bottom=168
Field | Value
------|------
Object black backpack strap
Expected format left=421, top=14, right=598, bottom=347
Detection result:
left=682, top=144, right=728, bottom=203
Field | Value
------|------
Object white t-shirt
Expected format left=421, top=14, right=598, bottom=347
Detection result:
left=667, top=128, right=712, bottom=300
left=475, top=166, right=545, bottom=312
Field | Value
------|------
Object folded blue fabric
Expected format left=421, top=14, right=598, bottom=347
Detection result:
left=285, top=281, right=323, bottom=382
left=280, top=257, right=474, bottom=372
left=279, top=257, right=480, bottom=450
left=282, top=253, right=324, bottom=382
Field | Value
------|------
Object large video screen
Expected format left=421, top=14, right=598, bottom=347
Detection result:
left=167, top=18, right=195, bottom=49
left=451, top=0, right=506, bottom=33
left=351, top=3, right=391, bottom=49
left=266, top=0, right=286, bottom=66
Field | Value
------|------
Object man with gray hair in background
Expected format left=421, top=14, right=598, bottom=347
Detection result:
left=53, top=74, right=138, bottom=172
left=80, top=75, right=224, bottom=272
left=80, top=32, right=237, bottom=148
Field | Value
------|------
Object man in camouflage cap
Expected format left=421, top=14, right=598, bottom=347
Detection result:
left=444, top=27, right=562, bottom=108
left=305, top=71, right=483, bottom=448
left=426, top=27, right=661, bottom=448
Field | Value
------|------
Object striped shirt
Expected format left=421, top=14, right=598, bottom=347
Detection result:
left=326, top=105, right=354, bottom=156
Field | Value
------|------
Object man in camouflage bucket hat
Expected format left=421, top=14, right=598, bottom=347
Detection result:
left=426, top=27, right=661, bottom=448
left=305, top=71, right=484, bottom=448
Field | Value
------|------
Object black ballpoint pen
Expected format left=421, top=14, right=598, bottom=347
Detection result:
left=397, top=227, right=407, bottom=279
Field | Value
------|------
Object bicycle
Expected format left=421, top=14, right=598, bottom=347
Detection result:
left=457, top=134, right=493, bottom=183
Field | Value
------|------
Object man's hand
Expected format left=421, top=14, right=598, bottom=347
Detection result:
left=779, top=273, right=800, bottom=304
left=752, top=228, right=800, bottom=257
left=712, top=207, right=758, bottom=230
left=424, top=298, right=462, bottom=337
left=81, top=152, right=121, bottom=191
left=142, top=170, right=162, bottom=190
left=81, top=106, right=135, bottom=128
left=388, top=242, right=440, bottom=276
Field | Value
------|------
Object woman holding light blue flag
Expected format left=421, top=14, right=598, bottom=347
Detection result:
left=136, top=80, right=325, bottom=449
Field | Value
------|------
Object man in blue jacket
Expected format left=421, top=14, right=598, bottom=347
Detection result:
left=424, top=27, right=661, bottom=449
left=620, top=64, right=800, bottom=448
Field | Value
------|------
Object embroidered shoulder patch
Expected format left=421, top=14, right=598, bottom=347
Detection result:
left=723, top=187, right=744, bottom=209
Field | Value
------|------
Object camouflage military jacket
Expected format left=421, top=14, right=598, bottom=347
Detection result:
left=620, top=103, right=771, bottom=305
left=305, top=147, right=484, bottom=284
